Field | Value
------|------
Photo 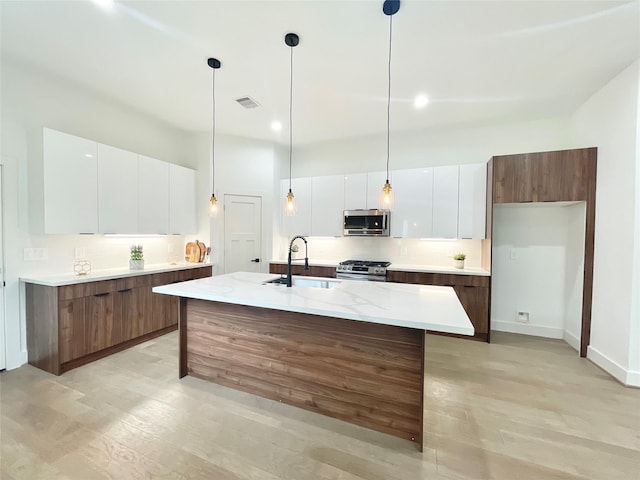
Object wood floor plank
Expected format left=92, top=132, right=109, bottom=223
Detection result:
left=1, top=330, right=639, bottom=480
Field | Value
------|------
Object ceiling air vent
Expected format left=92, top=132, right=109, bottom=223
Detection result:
left=235, top=96, right=260, bottom=109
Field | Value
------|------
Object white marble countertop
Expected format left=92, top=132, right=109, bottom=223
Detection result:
left=387, top=264, right=490, bottom=276
left=269, top=259, right=490, bottom=276
left=20, top=262, right=212, bottom=287
left=153, top=271, right=474, bottom=335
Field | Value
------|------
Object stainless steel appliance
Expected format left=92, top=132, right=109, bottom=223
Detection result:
left=343, top=209, right=390, bottom=237
left=336, top=260, right=391, bottom=282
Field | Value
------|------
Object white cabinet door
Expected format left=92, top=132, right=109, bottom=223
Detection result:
left=458, top=163, right=487, bottom=239
left=169, top=164, right=197, bottom=234
left=281, top=177, right=312, bottom=238
left=43, top=128, right=98, bottom=233
left=432, top=165, right=459, bottom=238
left=138, top=155, right=169, bottom=234
left=390, top=168, right=433, bottom=238
left=343, top=173, right=367, bottom=210
left=311, top=175, right=344, bottom=237
left=97, top=144, right=138, bottom=233
left=366, top=171, right=388, bottom=210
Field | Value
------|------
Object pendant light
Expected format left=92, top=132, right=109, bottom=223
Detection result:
left=208, top=57, right=221, bottom=216
left=381, top=0, right=400, bottom=208
left=284, top=32, right=299, bottom=216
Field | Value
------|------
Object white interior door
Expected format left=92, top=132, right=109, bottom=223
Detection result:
left=0, top=166, right=6, bottom=370
left=224, top=195, right=262, bottom=274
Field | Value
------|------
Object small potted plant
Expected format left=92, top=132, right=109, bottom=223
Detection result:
left=290, top=243, right=299, bottom=259
left=130, top=244, right=144, bottom=270
left=453, top=252, right=466, bottom=269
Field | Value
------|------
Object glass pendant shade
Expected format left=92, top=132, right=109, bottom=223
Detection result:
left=381, top=179, right=393, bottom=207
left=285, top=189, right=297, bottom=216
left=209, top=193, right=219, bottom=216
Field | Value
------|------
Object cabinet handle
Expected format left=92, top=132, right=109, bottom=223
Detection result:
left=118, top=288, right=132, bottom=293
left=94, top=292, right=109, bottom=297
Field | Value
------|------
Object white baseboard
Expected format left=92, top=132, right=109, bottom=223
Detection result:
left=563, top=330, right=581, bottom=352
left=586, top=346, right=639, bottom=386
left=625, top=370, right=640, bottom=387
left=492, top=320, right=563, bottom=339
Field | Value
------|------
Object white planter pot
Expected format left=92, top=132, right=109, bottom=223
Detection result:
left=129, top=259, right=144, bottom=270
left=454, top=259, right=464, bottom=269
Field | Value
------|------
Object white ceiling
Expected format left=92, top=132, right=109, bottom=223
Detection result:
left=2, top=0, right=639, bottom=145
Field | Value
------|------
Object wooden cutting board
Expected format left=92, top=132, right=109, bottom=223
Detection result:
left=185, top=242, right=200, bottom=263
left=185, top=240, right=208, bottom=263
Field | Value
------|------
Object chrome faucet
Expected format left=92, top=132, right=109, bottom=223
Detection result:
left=287, top=235, right=309, bottom=287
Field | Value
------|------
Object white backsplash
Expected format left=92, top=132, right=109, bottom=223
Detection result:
left=18, top=235, right=188, bottom=278
left=275, top=236, right=483, bottom=269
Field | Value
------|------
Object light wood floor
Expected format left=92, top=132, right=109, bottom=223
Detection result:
left=1, top=331, right=639, bottom=480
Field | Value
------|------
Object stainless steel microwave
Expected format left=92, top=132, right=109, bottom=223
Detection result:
left=343, top=209, right=390, bottom=237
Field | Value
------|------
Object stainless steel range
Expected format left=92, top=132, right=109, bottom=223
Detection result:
left=336, top=260, right=391, bottom=282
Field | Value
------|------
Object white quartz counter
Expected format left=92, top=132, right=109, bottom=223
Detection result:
left=269, top=259, right=490, bottom=276
left=153, top=271, right=474, bottom=335
left=20, top=262, right=212, bottom=287
left=387, top=264, right=490, bottom=276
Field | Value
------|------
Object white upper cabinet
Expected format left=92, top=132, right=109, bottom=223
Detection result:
left=343, top=173, right=367, bottom=210
left=366, top=171, right=388, bottom=210
left=458, top=163, right=487, bottom=239
left=97, top=144, right=138, bottom=234
left=432, top=165, right=459, bottom=238
left=390, top=168, right=433, bottom=238
left=169, top=164, right=197, bottom=234
left=138, top=155, right=170, bottom=234
left=281, top=177, right=312, bottom=238
left=43, top=128, right=98, bottom=234
left=311, top=175, right=344, bottom=237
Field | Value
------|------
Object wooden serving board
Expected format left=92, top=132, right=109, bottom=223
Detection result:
left=185, top=241, right=208, bottom=263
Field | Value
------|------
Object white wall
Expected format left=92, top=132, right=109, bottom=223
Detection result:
left=0, top=59, right=201, bottom=370
left=571, top=59, right=639, bottom=386
left=203, top=133, right=277, bottom=275
left=563, top=202, right=587, bottom=351
left=492, top=204, right=585, bottom=339
left=292, top=116, right=572, bottom=177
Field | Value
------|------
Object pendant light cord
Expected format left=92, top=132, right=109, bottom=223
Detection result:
left=289, top=45, right=294, bottom=192
left=386, top=14, right=393, bottom=183
left=211, top=68, right=216, bottom=195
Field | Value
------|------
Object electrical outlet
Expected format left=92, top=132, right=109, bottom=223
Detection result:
left=517, top=311, right=530, bottom=323
left=510, top=248, right=518, bottom=260
left=24, top=248, right=49, bottom=261
left=400, top=246, right=408, bottom=256
left=75, top=247, right=86, bottom=259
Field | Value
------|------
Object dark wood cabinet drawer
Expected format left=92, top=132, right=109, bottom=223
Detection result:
left=387, top=270, right=490, bottom=342
left=269, top=263, right=336, bottom=278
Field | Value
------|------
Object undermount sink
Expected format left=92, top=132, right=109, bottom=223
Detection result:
left=264, top=277, right=340, bottom=289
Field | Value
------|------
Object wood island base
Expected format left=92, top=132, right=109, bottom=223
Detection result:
left=179, top=298, right=426, bottom=450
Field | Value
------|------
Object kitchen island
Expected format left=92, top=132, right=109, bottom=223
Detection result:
left=153, top=272, right=473, bottom=450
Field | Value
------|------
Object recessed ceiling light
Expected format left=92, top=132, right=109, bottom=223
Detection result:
left=271, top=121, right=282, bottom=132
left=91, top=0, right=115, bottom=10
left=414, top=94, right=429, bottom=109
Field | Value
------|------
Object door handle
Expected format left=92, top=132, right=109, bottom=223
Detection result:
left=251, top=258, right=260, bottom=263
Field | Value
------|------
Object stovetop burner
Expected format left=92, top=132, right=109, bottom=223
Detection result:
left=336, top=260, right=391, bottom=281
left=339, top=260, right=391, bottom=267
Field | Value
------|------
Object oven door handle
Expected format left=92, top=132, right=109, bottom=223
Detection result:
left=336, top=272, right=387, bottom=282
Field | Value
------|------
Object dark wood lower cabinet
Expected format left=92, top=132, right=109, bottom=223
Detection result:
left=269, top=263, right=336, bottom=278
left=25, top=265, right=212, bottom=375
left=387, top=270, right=490, bottom=342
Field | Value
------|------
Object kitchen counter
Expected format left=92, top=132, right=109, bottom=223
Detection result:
left=270, top=259, right=490, bottom=277
left=153, top=271, right=473, bottom=335
left=20, top=262, right=212, bottom=287
left=154, top=271, right=473, bottom=451
left=388, top=263, right=490, bottom=276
